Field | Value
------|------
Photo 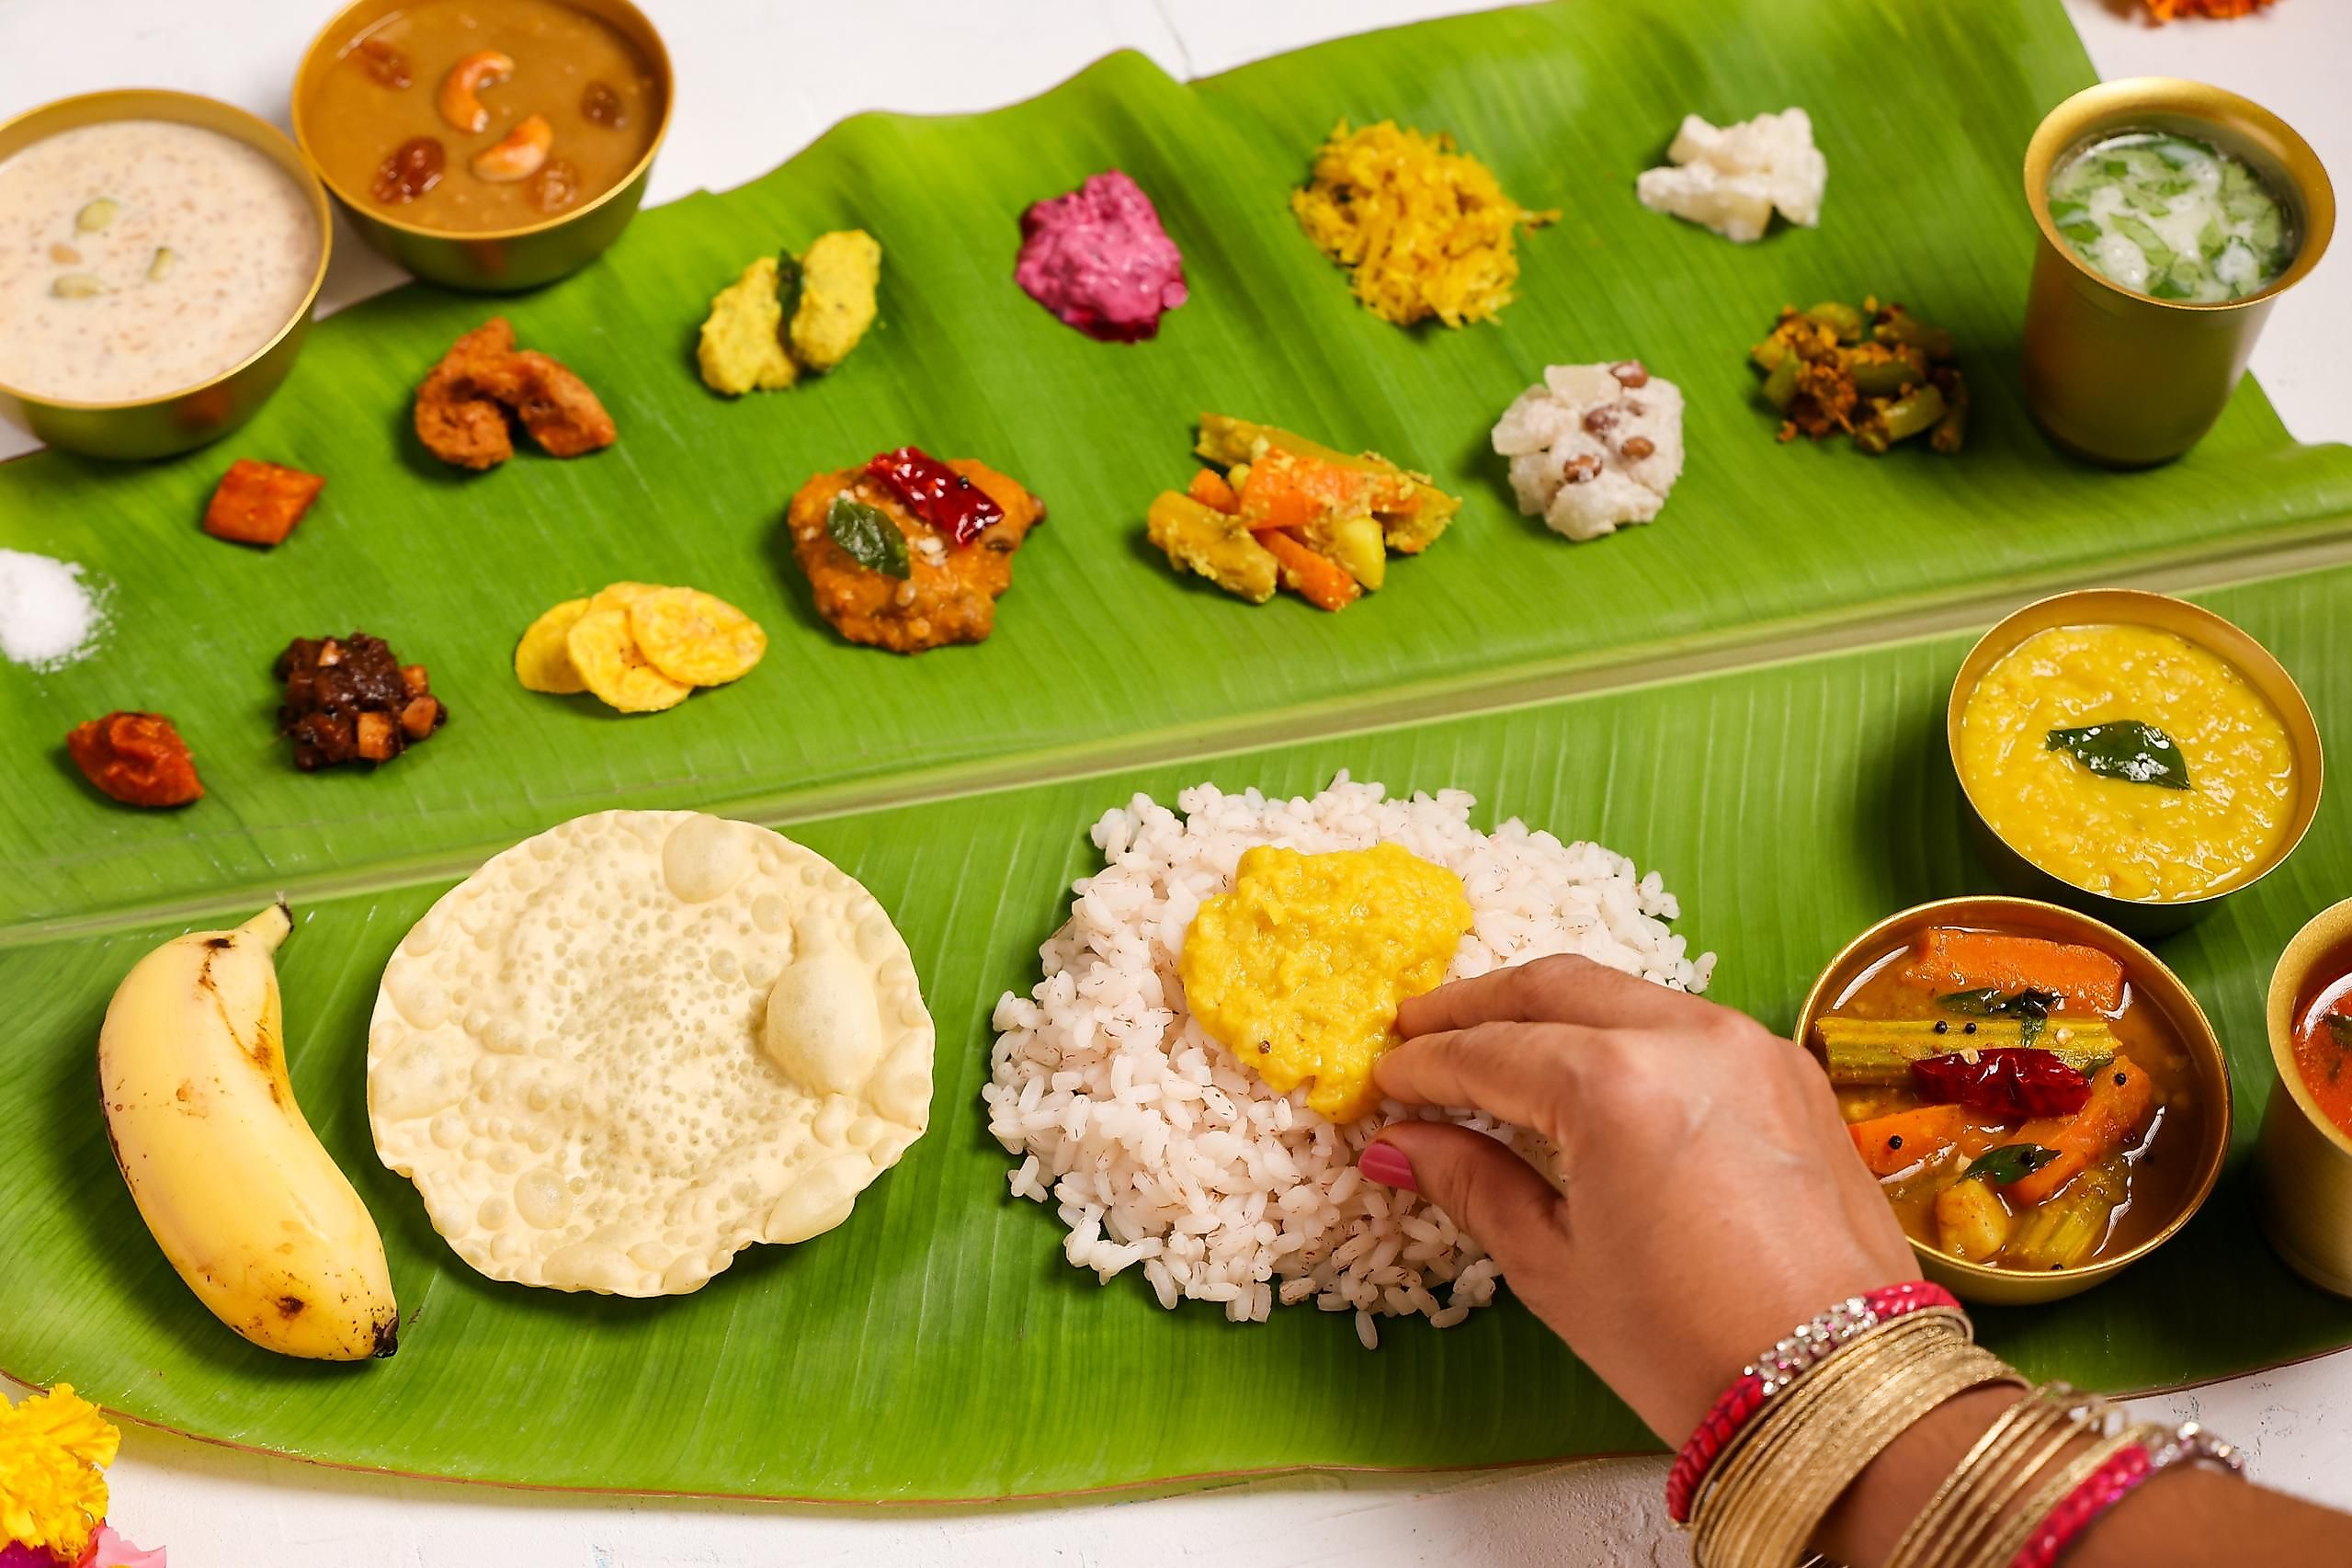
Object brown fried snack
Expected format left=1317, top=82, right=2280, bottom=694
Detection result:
left=487, top=349, right=617, bottom=458
left=415, top=318, right=519, bottom=470
left=413, top=318, right=616, bottom=469
left=202, top=458, right=327, bottom=547
left=276, top=631, right=448, bottom=770
left=787, top=460, right=1043, bottom=653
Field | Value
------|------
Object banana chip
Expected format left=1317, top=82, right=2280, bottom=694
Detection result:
left=590, top=580, right=662, bottom=613
left=630, top=587, right=768, bottom=687
left=566, top=607, right=692, bottom=713
left=514, top=597, right=591, bottom=694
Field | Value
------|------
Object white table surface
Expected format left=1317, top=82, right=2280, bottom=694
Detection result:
left=6, top=2, right=2350, bottom=1562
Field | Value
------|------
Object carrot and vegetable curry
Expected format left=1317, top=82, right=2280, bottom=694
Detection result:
left=1814, top=926, right=2205, bottom=1274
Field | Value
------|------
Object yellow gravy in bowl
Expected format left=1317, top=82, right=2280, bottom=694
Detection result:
left=1959, top=623, right=2295, bottom=903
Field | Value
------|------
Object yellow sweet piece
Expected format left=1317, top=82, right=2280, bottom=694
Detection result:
left=696, top=256, right=800, bottom=396
left=514, top=597, right=592, bottom=694
left=1290, top=119, right=1555, bottom=328
left=1959, top=622, right=2297, bottom=902
left=566, top=606, right=692, bottom=713
left=629, top=586, right=768, bottom=687
left=1179, top=843, right=1472, bottom=1120
left=788, top=229, right=882, bottom=372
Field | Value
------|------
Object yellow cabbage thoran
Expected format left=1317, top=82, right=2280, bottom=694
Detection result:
left=1179, top=843, right=1471, bottom=1120
left=696, top=256, right=800, bottom=396
left=789, top=229, right=882, bottom=372
left=1290, top=119, right=1555, bottom=328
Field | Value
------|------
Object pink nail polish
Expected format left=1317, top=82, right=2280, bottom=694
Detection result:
left=1358, top=1141, right=1417, bottom=1192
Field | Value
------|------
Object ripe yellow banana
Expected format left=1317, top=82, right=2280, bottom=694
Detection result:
left=98, top=901, right=399, bottom=1361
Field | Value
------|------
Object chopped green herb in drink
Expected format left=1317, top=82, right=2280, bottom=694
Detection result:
left=2047, top=130, right=2295, bottom=303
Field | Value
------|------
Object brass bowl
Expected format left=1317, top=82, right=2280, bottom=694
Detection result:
left=2022, top=78, right=2335, bottom=468
left=2255, top=898, right=2352, bottom=1298
left=1946, top=587, right=2323, bottom=939
left=292, top=0, right=673, bottom=292
left=1796, top=896, right=2233, bottom=1306
left=0, top=90, right=331, bottom=460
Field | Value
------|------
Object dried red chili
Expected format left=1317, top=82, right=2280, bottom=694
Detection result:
left=862, top=447, right=1003, bottom=546
left=1909, top=1048, right=2090, bottom=1119
left=66, top=711, right=204, bottom=808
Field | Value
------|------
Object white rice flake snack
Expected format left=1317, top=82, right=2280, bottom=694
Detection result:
left=1636, top=108, right=1826, bottom=242
left=1493, top=359, right=1685, bottom=541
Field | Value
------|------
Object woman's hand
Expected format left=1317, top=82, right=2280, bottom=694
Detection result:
left=1362, top=954, right=1913, bottom=1443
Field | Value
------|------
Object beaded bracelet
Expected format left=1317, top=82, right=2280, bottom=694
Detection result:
left=2007, top=1419, right=2245, bottom=1568
left=1665, top=1280, right=1960, bottom=1525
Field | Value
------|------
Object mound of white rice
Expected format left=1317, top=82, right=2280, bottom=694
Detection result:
left=984, top=775, right=1714, bottom=1346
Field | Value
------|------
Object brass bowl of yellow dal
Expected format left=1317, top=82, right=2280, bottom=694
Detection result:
left=1796, top=895, right=2232, bottom=1307
left=1947, top=589, right=2321, bottom=939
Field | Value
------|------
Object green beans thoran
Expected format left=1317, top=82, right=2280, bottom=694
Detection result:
left=1749, top=296, right=1968, bottom=455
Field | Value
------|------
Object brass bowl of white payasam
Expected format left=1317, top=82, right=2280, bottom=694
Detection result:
left=0, top=89, right=331, bottom=460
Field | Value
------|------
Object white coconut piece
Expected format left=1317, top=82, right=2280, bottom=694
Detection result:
left=1636, top=108, right=1825, bottom=242
left=368, top=810, right=934, bottom=1296
left=1493, top=360, right=1685, bottom=542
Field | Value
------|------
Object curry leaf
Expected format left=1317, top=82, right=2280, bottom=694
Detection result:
left=826, top=494, right=910, bottom=578
left=2045, top=721, right=2193, bottom=790
left=2326, top=1012, right=2352, bottom=1047
left=1968, top=1143, right=2062, bottom=1187
left=1937, top=986, right=2059, bottom=1047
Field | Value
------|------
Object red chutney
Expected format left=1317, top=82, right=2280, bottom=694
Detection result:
left=2290, top=940, right=2352, bottom=1139
left=67, top=710, right=203, bottom=807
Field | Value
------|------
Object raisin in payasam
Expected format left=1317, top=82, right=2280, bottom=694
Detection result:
left=276, top=631, right=447, bottom=771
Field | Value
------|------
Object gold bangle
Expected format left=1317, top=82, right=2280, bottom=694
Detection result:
left=1900, top=1384, right=2111, bottom=1568
left=1697, top=1316, right=1963, bottom=1561
left=1887, top=1383, right=2051, bottom=1568
left=1973, top=1420, right=2169, bottom=1568
left=1693, top=1310, right=2020, bottom=1568
left=1959, top=1396, right=2125, bottom=1566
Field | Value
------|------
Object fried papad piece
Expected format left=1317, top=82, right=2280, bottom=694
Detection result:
left=786, top=460, right=1043, bottom=654
left=202, top=458, right=326, bottom=547
left=415, top=318, right=520, bottom=470
left=488, top=350, right=618, bottom=458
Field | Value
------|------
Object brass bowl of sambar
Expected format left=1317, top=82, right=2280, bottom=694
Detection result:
left=2255, top=898, right=2352, bottom=1299
left=0, top=90, right=330, bottom=460
left=1946, top=588, right=2322, bottom=940
left=292, top=0, right=672, bottom=292
left=1796, top=896, right=2231, bottom=1307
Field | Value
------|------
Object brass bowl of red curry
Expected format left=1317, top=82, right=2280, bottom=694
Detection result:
left=2255, top=898, right=2352, bottom=1297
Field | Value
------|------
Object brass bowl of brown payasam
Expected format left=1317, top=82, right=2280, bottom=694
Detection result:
left=293, top=0, right=672, bottom=292
left=1796, top=896, right=2231, bottom=1308
left=0, top=89, right=331, bottom=460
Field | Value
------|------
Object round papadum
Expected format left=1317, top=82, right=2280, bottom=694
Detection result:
left=367, top=810, right=936, bottom=1296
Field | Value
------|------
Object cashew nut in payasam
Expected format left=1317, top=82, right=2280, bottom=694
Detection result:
left=437, top=49, right=514, bottom=134
left=472, top=115, right=553, bottom=183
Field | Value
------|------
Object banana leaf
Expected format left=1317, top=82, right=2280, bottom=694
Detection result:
left=3, top=0, right=2351, bottom=1501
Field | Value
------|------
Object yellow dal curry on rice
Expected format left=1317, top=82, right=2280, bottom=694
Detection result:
left=1958, top=622, right=2297, bottom=903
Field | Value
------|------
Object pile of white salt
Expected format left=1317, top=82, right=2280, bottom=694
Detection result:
left=0, top=547, right=105, bottom=670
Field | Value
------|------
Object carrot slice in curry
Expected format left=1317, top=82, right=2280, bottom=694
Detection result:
left=1897, top=928, right=2126, bottom=1013
left=1847, top=1104, right=1972, bottom=1177
left=2005, top=1054, right=2155, bottom=1207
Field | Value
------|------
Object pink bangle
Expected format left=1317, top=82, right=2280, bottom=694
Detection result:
left=2009, top=1421, right=2246, bottom=1568
left=1665, top=1280, right=1960, bottom=1525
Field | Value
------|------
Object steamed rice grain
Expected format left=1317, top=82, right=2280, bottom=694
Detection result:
left=984, top=775, right=1713, bottom=1342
